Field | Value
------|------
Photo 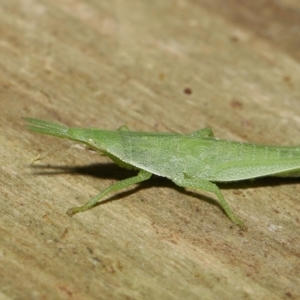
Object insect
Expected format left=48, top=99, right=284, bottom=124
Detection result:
left=24, top=118, right=300, bottom=228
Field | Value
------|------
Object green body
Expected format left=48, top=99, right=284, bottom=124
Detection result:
left=81, top=130, right=300, bottom=181
left=24, top=118, right=300, bottom=228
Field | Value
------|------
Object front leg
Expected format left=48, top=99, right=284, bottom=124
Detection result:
left=172, top=177, right=245, bottom=228
left=67, top=169, right=152, bottom=215
left=190, top=127, right=215, bottom=138
left=117, top=125, right=130, bottom=131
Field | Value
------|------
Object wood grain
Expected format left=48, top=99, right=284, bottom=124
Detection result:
left=0, top=1, right=299, bottom=299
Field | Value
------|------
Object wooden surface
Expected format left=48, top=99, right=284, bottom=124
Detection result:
left=1, top=1, right=300, bottom=299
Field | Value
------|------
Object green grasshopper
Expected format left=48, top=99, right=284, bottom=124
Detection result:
left=24, top=117, right=300, bottom=228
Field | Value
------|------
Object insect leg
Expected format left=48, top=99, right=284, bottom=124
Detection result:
left=172, top=177, right=245, bottom=228
left=189, top=127, right=215, bottom=138
left=117, top=125, right=130, bottom=131
left=67, top=169, right=152, bottom=215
